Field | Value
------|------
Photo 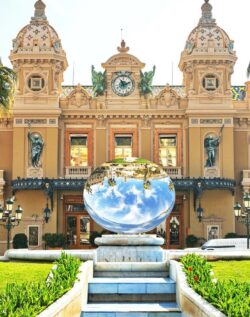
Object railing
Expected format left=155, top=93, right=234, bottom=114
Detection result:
left=242, top=170, right=250, bottom=191
left=65, top=166, right=92, bottom=179
left=163, top=166, right=182, bottom=178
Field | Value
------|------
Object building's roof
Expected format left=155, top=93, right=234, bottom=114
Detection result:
left=12, top=0, right=63, bottom=54
left=61, top=85, right=246, bottom=101
left=184, top=0, right=234, bottom=56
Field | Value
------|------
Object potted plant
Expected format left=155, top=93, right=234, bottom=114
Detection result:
left=42, top=233, right=66, bottom=250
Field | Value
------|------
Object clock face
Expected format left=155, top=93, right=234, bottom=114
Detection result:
left=112, top=72, right=135, bottom=97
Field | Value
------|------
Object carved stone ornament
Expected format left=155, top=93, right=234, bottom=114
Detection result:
left=27, top=167, right=44, bottom=178
left=140, top=115, right=152, bottom=128
left=199, top=0, right=216, bottom=26
left=204, top=166, right=220, bottom=178
left=117, top=40, right=129, bottom=53
left=96, top=114, right=107, bottom=127
left=156, top=84, right=179, bottom=108
left=67, top=84, right=91, bottom=107
left=32, top=0, right=47, bottom=21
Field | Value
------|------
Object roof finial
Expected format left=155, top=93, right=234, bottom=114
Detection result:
left=121, top=28, right=123, bottom=42
left=199, top=0, right=216, bottom=26
left=117, top=29, right=129, bottom=53
left=32, top=0, right=47, bottom=21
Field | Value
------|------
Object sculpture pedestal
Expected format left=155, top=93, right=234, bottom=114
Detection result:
left=204, top=166, right=220, bottom=178
left=94, top=234, right=164, bottom=262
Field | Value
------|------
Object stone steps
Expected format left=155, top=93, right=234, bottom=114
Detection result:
left=94, top=262, right=169, bottom=277
left=88, top=277, right=176, bottom=303
left=81, top=260, right=182, bottom=317
left=81, top=302, right=182, bottom=316
left=88, top=293, right=176, bottom=303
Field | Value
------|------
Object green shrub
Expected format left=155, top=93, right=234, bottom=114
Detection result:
left=13, top=234, right=28, bottom=249
left=89, top=231, right=102, bottom=246
left=181, top=254, right=250, bottom=317
left=224, top=232, right=238, bottom=238
left=0, top=252, right=80, bottom=317
left=42, top=233, right=66, bottom=248
left=185, top=234, right=198, bottom=247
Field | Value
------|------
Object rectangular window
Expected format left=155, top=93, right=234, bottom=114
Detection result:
left=70, top=135, right=88, bottom=167
left=28, top=226, right=39, bottom=247
left=114, top=135, right=132, bottom=159
left=159, top=135, right=177, bottom=167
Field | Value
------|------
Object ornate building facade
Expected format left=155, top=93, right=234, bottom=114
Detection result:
left=0, top=0, right=249, bottom=253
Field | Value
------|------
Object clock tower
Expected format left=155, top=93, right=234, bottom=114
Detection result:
left=101, top=40, right=146, bottom=109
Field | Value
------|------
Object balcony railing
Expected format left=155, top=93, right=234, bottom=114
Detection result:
left=65, top=166, right=92, bottom=179
left=163, top=166, right=182, bottom=178
left=242, top=170, right=250, bottom=191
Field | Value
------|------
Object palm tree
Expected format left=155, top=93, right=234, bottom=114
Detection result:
left=247, top=62, right=250, bottom=79
left=0, top=59, right=16, bottom=111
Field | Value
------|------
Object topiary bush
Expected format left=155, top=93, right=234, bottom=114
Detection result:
left=42, top=233, right=66, bottom=248
left=181, top=254, right=250, bottom=317
left=185, top=234, right=199, bottom=247
left=13, top=233, right=28, bottom=249
left=224, top=232, right=239, bottom=238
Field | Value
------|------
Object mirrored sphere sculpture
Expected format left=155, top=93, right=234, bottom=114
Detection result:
left=83, top=158, right=175, bottom=234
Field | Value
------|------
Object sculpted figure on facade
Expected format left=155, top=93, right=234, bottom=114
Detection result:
left=28, top=129, right=44, bottom=168
left=91, top=65, right=106, bottom=97
left=139, top=65, right=156, bottom=96
left=204, top=125, right=224, bottom=167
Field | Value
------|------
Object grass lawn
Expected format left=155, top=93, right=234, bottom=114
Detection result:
left=211, top=260, right=250, bottom=283
left=0, top=262, right=52, bottom=293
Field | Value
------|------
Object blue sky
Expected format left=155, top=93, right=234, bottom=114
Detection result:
left=0, top=0, right=249, bottom=85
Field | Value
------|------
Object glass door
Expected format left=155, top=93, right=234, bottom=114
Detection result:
left=64, top=195, right=92, bottom=249
left=165, top=199, right=183, bottom=249
left=66, top=215, right=77, bottom=248
left=79, top=216, right=90, bottom=246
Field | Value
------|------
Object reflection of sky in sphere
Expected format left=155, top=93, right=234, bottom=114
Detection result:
left=84, top=174, right=175, bottom=234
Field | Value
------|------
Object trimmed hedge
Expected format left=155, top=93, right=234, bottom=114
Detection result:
left=13, top=234, right=28, bottom=249
left=181, top=254, right=250, bottom=317
left=0, top=253, right=80, bottom=317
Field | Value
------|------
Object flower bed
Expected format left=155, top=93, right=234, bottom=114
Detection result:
left=181, top=254, right=250, bottom=317
left=0, top=252, right=81, bottom=317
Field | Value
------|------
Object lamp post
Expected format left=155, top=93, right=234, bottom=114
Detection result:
left=0, top=197, right=23, bottom=250
left=196, top=203, right=204, bottom=222
left=43, top=202, right=51, bottom=223
left=233, top=192, right=250, bottom=249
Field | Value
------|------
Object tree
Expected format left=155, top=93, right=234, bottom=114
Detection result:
left=247, top=62, right=250, bottom=79
left=0, top=59, right=16, bottom=111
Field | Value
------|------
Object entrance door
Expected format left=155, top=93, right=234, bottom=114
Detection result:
left=165, top=197, right=184, bottom=249
left=64, top=195, right=93, bottom=249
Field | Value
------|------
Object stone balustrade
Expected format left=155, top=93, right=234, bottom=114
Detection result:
left=0, top=170, right=5, bottom=204
left=163, top=166, right=182, bottom=178
left=241, top=170, right=250, bottom=192
left=65, top=166, right=92, bottom=179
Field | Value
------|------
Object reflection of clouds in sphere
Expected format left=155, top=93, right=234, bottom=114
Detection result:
left=84, top=158, right=175, bottom=234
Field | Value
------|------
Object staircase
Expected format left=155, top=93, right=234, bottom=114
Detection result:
left=81, top=262, right=183, bottom=317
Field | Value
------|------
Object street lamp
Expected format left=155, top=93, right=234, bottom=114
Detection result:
left=0, top=197, right=23, bottom=250
left=43, top=203, right=51, bottom=223
left=196, top=203, right=204, bottom=222
left=233, top=192, right=250, bottom=249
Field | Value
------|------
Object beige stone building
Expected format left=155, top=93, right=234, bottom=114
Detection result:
left=0, top=0, right=249, bottom=254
